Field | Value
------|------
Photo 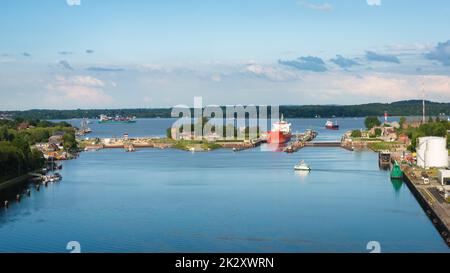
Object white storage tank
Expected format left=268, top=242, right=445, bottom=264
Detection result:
left=416, top=137, right=427, bottom=168
left=417, top=137, right=448, bottom=168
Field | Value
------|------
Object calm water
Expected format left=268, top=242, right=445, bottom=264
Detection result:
left=0, top=118, right=448, bottom=253
left=60, top=117, right=394, bottom=140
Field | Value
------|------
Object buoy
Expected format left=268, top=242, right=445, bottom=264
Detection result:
left=16, top=194, right=21, bottom=202
left=27, top=189, right=31, bottom=196
left=4, top=200, right=8, bottom=208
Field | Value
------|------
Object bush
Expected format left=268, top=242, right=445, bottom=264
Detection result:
left=374, top=128, right=382, bottom=137
left=351, top=130, right=362, bottom=138
left=399, top=116, right=406, bottom=129
left=365, top=116, right=381, bottom=129
left=447, top=134, right=450, bottom=150
left=63, top=133, right=78, bottom=151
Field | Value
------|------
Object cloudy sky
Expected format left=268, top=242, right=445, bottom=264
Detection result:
left=0, top=0, right=449, bottom=110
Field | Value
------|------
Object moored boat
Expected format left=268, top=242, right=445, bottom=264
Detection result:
left=390, top=161, right=404, bottom=179
left=267, top=115, right=292, bottom=144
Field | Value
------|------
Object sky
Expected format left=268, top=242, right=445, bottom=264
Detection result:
left=0, top=0, right=449, bottom=110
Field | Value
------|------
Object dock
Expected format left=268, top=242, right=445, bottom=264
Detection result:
left=403, top=168, right=450, bottom=247
left=304, top=141, right=341, bottom=147
left=284, top=130, right=318, bottom=153
left=219, top=138, right=266, bottom=152
left=284, top=138, right=354, bottom=153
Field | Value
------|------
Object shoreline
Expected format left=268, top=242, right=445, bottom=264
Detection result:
left=0, top=174, right=31, bottom=192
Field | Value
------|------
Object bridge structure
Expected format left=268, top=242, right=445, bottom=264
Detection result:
left=304, top=141, right=342, bottom=147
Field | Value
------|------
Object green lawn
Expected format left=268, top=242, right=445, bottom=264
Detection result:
left=368, top=141, right=402, bottom=152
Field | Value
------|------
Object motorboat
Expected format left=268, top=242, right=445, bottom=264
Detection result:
left=294, top=161, right=311, bottom=171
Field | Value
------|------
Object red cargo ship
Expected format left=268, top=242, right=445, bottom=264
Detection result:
left=325, top=120, right=339, bottom=130
left=267, top=115, right=292, bottom=144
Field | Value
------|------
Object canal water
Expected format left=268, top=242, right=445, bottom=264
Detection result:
left=0, top=118, right=448, bottom=252
left=58, top=117, right=376, bottom=140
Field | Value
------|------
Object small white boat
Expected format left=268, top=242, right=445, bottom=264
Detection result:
left=294, top=161, right=311, bottom=171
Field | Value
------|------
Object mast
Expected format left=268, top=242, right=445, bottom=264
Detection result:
left=422, top=81, right=426, bottom=124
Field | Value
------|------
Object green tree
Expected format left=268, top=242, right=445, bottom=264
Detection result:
left=0, top=141, right=26, bottom=177
left=432, top=123, right=447, bottom=137
left=374, top=128, right=382, bottom=137
left=447, top=134, right=450, bottom=150
left=0, top=126, right=9, bottom=141
left=364, top=116, right=381, bottom=130
left=29, top=148, right=44, bottom=171
left=351, top=130, right=362, bottom=138
left=399, top=116, right=406, bottom=129
left=12, top=135, right=31, bottom=160
left=63, top=133, right=77, bottom=151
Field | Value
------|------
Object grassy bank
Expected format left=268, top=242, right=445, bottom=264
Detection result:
left=172, top=140, right=222, bottom=151
left=368, top=141, right=403, bottom=152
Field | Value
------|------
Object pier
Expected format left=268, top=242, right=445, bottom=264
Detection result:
left=403, top=169, right=450, bottom=247
left=284, top=138, right=354, bottom=153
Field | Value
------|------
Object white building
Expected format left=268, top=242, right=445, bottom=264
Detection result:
left=438, top=170, right=450, bottom=186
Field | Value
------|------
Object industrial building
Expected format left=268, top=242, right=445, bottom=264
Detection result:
left=438, top=170, right=450, bottom=186
left=416, top=137, right=449, bottom=169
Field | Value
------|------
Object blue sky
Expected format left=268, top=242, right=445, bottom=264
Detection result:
left=0, top=0, right=449, bottom=110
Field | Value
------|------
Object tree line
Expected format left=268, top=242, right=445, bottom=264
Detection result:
left=0, top=118, right=76, bottom=182
left=359, top=115, right=450, bottom=151
left=3, top=100, right=450, bottom=119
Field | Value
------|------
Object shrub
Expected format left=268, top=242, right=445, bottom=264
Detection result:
left=351, top=130, right=362, bottom=138
left=365, top=116, right=381, bottom=130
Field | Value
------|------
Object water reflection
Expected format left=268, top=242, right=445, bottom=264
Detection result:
left=260, top=143, right=287, bottom=152
left=294, top=170, right=310, bottom=182
left=391, top=179, right=404, bottom=193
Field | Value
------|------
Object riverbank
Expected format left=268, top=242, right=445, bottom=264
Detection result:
left=0, top=174, right=31, bottom=192
left=79, top=137, right=267, bottom=153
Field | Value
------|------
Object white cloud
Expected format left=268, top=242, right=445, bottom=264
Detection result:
left=323, top=73, right=450, bottom=101
left=298, top=1, right=333, bottom=11
left=66, top=0, right=81, bottom=6
left=367, top=0, right=381, bottom=6
left=384, top=43, right=434, bottom=55
left=46, top=75, right=112, bottom=107
left=244, top=63, right=300, bottom=81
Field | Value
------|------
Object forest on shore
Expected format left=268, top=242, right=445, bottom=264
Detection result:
left=3, top=100, right=449, bottom=120
left=0, top=118, right=76, bottom=183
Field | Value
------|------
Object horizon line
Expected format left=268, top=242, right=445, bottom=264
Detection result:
left=1, top=99, right=446, bottom=112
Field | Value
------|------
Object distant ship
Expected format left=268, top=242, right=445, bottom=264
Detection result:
left=325, top=120, right=339, bottom=130
left=267, top=115, right=292, bottom=144
left=76, top=118, right=92, bottom=136
left=98, top=114, right=137, bottom=124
